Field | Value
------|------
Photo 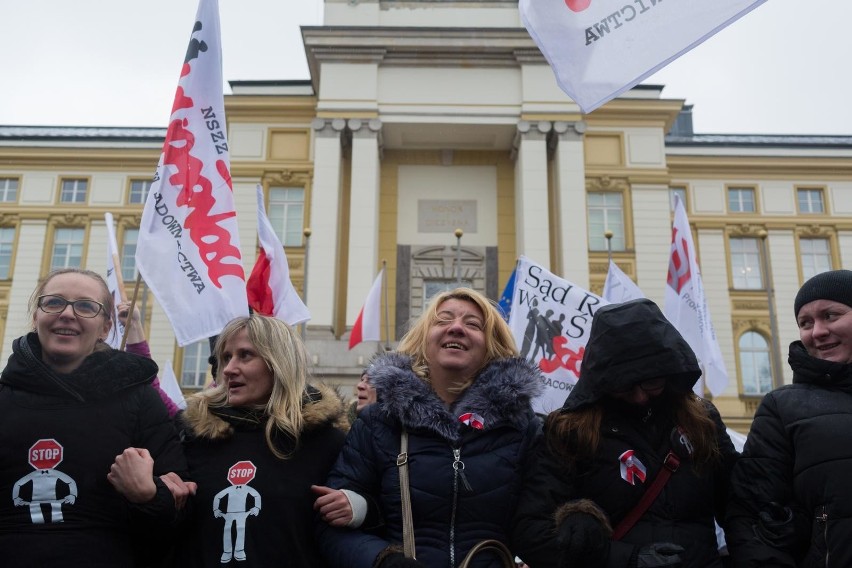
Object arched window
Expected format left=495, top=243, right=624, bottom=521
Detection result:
left=739, top=331, right=772, bottom=395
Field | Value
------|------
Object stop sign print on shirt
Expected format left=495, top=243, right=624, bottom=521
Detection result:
left=227, top=461, right=257, bottom=486
left=29, top=439, right=64, bottom=470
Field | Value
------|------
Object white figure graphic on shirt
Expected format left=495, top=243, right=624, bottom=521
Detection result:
left=13, top=439, right=77, bottom=524
left=214, top=461, right=261, bottom=564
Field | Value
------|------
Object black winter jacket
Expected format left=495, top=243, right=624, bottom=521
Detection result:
left=726, top=341, right=852, bottom=568
left=317, top=353, right=543, bottom=568
left=513, top=299, right=738, bottom=568
left=0, top=333, right=187, bottom=567
left=171, top=383, right=348, bottom=568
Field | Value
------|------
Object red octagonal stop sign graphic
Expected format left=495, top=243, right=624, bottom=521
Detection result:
left=29, top=439, right=64, bottom=470
left=227, top=460, right=256, bottom=486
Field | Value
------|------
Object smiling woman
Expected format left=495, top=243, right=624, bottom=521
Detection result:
left=0, top=268, right=188, bottom=568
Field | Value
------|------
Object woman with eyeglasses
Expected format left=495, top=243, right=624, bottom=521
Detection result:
left=0, top=268, right=190, bottom=567
left=513, top=298, right=738, bottom=568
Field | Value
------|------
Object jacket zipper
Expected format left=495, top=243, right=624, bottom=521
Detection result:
left=817, top=506, right=829, bottom=567
left=449, top=446, right=473, bottom=568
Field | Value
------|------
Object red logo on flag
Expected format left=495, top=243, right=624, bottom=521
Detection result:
left=227, top=460, right=257, bottom=486
left=618, top=450, right=647, bottom=485
left=29, top=439, right=63, bottom=470
left=667, top=227, right=691, bottom=293
left=458, top=412, right=485, bottom=430
left=565, top=0, right=592, bottom=12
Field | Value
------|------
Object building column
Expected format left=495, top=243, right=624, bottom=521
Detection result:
left=346, top=118, right=382, bottom=326
left=1, top=219, right=47, bottom=363
left=307, top=118, right=346, bottom=335
left=552, top=121, right=588, bottom=283
left=513, top=120, right=551, bottom=270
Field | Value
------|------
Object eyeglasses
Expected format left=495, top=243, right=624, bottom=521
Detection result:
left=612, top=377, right=667, bottom=395
left=37, top=295, right=106, bottom=319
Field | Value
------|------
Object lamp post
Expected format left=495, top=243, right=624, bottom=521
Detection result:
left=301, top=227, right=312, bottom=341
left=604, top=230, right=614, bottom=263
left=454, top=228, right=464, bottom=286
left=758, top=229, right=784, bottom=388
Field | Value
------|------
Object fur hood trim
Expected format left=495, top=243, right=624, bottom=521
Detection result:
left=367, top=352, right=543, bottom=442
left=182, top=382, right=348, bottom=441
left=554, top=499, right=613, bottom=537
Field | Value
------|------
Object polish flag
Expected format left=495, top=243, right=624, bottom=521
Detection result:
left=135, top=0, right=248, bottom=346
left=349, top=269, right=383, bottom=350
left=246, top=186, right=310, bottom=326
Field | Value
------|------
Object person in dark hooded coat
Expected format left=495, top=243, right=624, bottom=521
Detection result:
left=314, top=288, right=543, bottom=568
left=725, top=269, right=852, bottom=567
left=513, top=298, right=738, bottom=568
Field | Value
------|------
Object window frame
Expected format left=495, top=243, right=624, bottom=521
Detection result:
left=267, top=186, right=306, bottom=247
left=127, top=179, right=154, bottom=205
left=726, top=185, right=757, bottom=214
left=58, top=177, right=90, bottom=204
left=728, top=236, right=764, bottom=290
left=737, top=329, right=773, bottom=396
left=0, top=176, right=20, bottom=203
left=0, top=224, right=18, bottom=279
left=49, top=226, right=87, bottom=271
left=796, top=186, right=827, bottom=215
left=179, top=339, right=211, bottom=389
left=587, top=190, right=627, bottom=252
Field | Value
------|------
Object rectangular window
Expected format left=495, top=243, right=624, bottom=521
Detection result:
left=268, top=187, right=305, bottom=246
left=181, top=340, right=211, bottom=388
left=0, top=178, right=18, bottom=202
left=0, top=227, right=15, bottom=279
left=51, top=227, right=85, bottom=270
left=800, top=238, right=832, bottom=280
left=60, top=179, right=88, bottom=203
left=121, top=229, right=139, bottom=281
left=797, top=188, right=825, bottom=214
left=129, top=180, right=153, bottom=204
left=730, top=237, right=763, bottom=289
left=739, top=331, right=773, bottom=395
left=587, top=192, right=625, bottom=251
left=728, top=187, right=756, bottom=213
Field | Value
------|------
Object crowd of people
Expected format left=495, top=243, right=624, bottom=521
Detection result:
left=2, top=266, right=851, bottom=567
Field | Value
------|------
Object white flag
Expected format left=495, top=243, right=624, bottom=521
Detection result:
left=349, top=269, right=383, bottom=350
left=246, top=186, right=310, bottom=326
left=160, top=360, right=187, bottom=411
left=519, top=0, right=767, bottom=113
left=602, top=260, right=645, bottom=304
left=135, top=0, right=248, bottom=346
left=508, top=256, right=609, bottom=414
left=104, top=213, right=125, bottom=349
left=664, top=195, right=729, bottom=397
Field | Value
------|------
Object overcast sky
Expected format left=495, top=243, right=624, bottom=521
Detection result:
left=1, top=0, right=849, bottom=135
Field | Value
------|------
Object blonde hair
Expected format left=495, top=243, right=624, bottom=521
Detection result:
left=396, top=288, right=518, bottom=392
left=29, top=268, right=114, bottom=328
left=196, top=314, right=309, bottom=459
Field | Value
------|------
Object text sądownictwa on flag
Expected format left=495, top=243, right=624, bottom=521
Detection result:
left=507, top=256, right=609, bottom=414
left=664, top=195, right=729, bottom=397
left=246, top=185, right=310, bottom=326
left=135, top=0, right=248, bottom=346
left=349, top=269, right=384, bottom=350
left=519, top=0, right=768, bottom=113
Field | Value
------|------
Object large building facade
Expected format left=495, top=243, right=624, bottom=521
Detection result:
left=1, top=0, right=851, bottom=431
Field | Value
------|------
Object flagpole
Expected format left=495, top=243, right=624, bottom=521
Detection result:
left=605, top=230, right=613, bottom=263
left=758, top=229, right=784, bottom=388
left=454, top=228, right=464, bottom=286
left=301, top=227, right=312, bottom=341
left=382, top=259, right=390, bottom=351
left=120, top=274, right=143, bottom=351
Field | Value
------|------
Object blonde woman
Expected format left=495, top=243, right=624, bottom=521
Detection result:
left=170, top=314, right=348, bottom=567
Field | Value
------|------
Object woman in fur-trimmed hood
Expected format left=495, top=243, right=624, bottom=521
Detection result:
left=314, top=288, right=543, bottom=568
left=513, top=299, right=738, bottom=568
left=167, top=314, right=348, bottom=568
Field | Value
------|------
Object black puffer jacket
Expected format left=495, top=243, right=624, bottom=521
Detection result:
left=317, top=353, right=543, bottom=568
left=0, top=333, right=187, bottom=567
left=726, top=341, right=852, bottom=568
left=513, top=299, right=738, bottom=568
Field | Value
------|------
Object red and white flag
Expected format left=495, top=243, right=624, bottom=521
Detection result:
left=104, top=212, right=126, bottom=349
left=664, top=195, right=729, bottom=397
left=246, top=186, right=310, bottom=326
left=349, top=269, right=383, bottom=350
left=135, top=0, right=248, bottom=346
left=520, top=0, right=767, bottom=113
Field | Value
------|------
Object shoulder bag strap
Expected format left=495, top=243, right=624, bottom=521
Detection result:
left=398, top=429, right=416, bottom=559
left=459, top=539, right=516, bottom=568
left=611, top=450, right=681, bottom=541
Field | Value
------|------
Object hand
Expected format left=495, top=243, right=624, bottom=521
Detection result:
left=13, top=498, right=26, bottom=507
left=116, top=301, right=145, bottom=344
left=557, top=512, right=610, bottom=567
left=62, top=494, right=76, bottom=505
left=376, top=552, right=427, bottom=568
left=107, top=447, right=157, bottom=503
left=214, top=509, right=223, bottom=519
left=311, top=485, right=353, bottom=527
left=159, top=471, right=197, bottom=511
left=636, top=543, right=683, bottom=567
left=754, top=502, right=795, bottom=546
left=249, top=507, right=260, bottom=517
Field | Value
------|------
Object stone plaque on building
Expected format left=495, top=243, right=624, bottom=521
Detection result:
left=418, top=200, right=477, bottom=233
